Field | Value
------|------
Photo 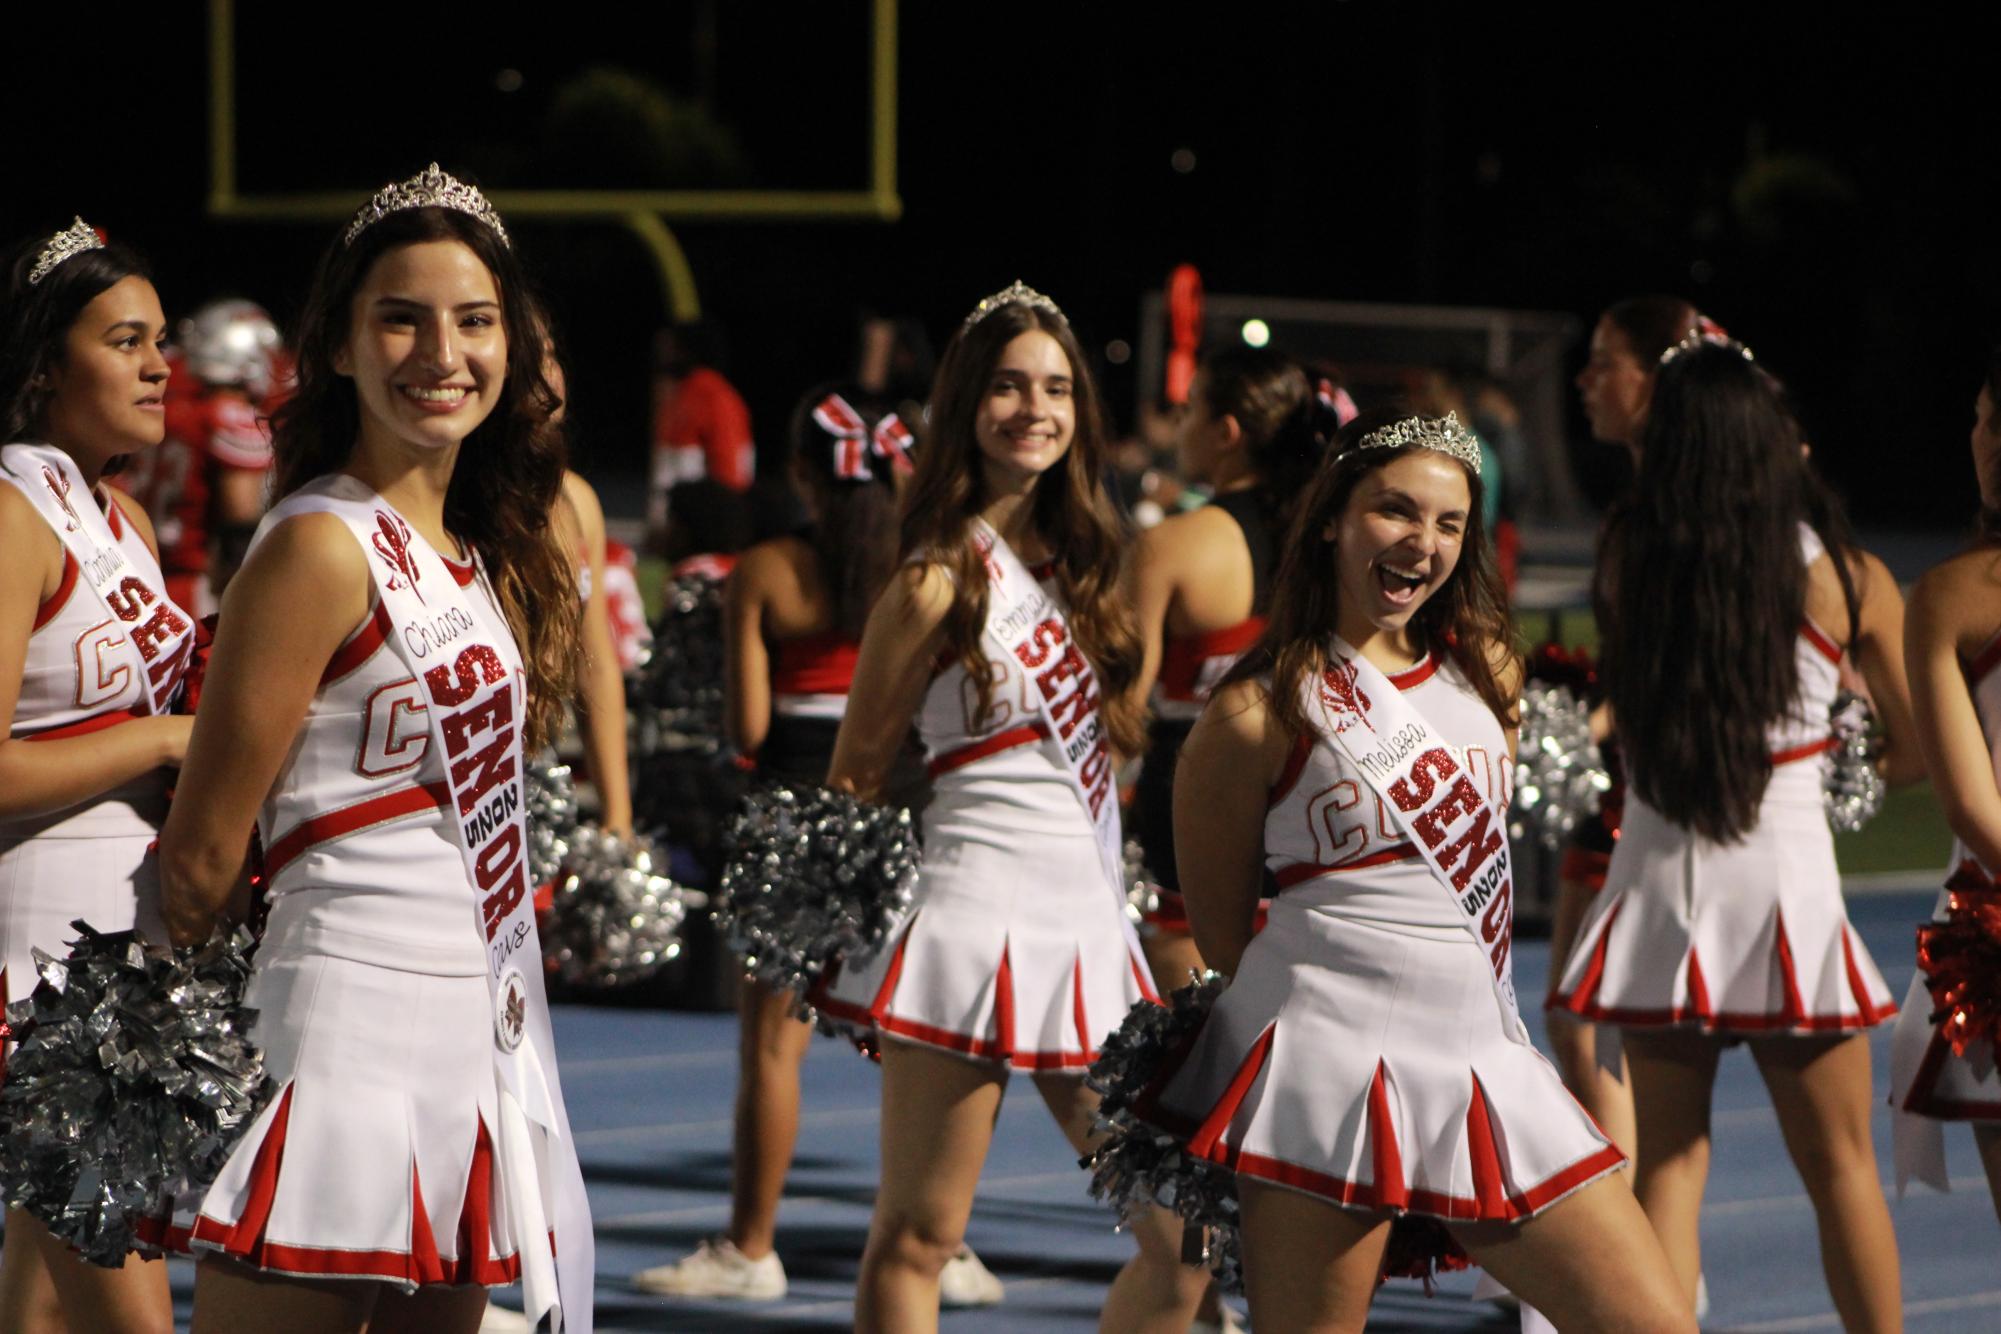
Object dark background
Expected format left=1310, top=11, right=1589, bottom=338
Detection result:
left=5, top=3, right=1992, bottom=529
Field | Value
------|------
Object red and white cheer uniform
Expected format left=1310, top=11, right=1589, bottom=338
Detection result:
left=1, top=444, right=190, bottom=1068
left=1553, top=528, right=1897, bottom=1033
left=1140, top=655, right=1622, bottom=1221
left=816, top=555, right=1157, bottom=1071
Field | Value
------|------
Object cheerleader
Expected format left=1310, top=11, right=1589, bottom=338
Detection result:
left=635, top=385, right=1007, bottom=1304
left=0, top=219, right=188, bottom=1334
left=155, top=166, right=593, bottom=1333
left=1156, top=408, right=1689, bottom=1332
left=811, top=285, right=1204, bottom=1331
left=1552, top=340, right=1919, bottom=1328
left=1129, top=347, right=1334, bottom=992
left=1887, top=347, right=2001, bottom=1218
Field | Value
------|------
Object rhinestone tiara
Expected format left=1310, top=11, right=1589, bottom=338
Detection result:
left=27, top=217, right=104, bottom=287
left=961, top=279, right=1064, bottom=332
left=1355, top=411, right=1483, bottom=470
left=342, top=163, right=510, bottom=250
left=1658, top=328, right=1754, bottom=367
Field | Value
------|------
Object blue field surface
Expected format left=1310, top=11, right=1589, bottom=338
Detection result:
left=158, top=884, right=2000, bottom=1331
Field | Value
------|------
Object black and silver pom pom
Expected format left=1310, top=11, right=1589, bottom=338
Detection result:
left=0, top=922, right=268, bottom=1266
left=1084, top=974, right=1245, bottom=1290
left=628, top=572, right=727, bottom=759
left=714, top=783, right=921, bottom=1016
left=1825, top=690, right=1886, bottom=833
left=525, top=759, right=580, bottom=891
left=1509, top=682, right=1612, bottom=850
left=542, top=827, right=697, bottom=990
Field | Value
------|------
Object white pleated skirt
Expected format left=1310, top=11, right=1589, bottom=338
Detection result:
left=815, top=828, right=1157, bottom=1073
left=1890, top=883, right=2001, bottom=1124
left=144, top=947, right=543, bottom=1289
left=1551, top=763, right=1896, bottom=1035
left=1145, top=889, right=1621, bottom=1221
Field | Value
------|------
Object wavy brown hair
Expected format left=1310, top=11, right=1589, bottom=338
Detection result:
left=1220, top=408, right=1517, bottom=738
left=271, top=204, right=578, bottom=750
left=899, top=299, right=1145, bottom=755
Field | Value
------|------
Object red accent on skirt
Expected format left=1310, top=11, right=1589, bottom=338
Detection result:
left=1367, top=1062, right=1407, bottom=1211
left=927, top=722, right=1051, bottom=778
left=1902, top=1024, right=2001, bottom=1120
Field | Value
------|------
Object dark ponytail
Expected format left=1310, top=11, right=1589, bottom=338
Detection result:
left=788, top=384, right=910, bottom=639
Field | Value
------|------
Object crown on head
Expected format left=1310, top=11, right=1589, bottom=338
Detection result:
left=28, top=217, right=104, bottom=287
left=1659, top=328, right=1754, bottom=368
left=961, top=280, right=1064, bottom=332
left=342, top=163, right=510, bottom=250
left=1355, top=411, right=1483, bottom=471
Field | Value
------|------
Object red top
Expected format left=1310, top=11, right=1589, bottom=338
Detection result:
left=1157, top=617, right=1267, bottom=702
left=653, top=367, right=754, bottom=492
left=772, top=630, right=861, bottom=695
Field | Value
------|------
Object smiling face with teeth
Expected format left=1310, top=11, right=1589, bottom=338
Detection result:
left=974, top=329, right=1076, bottom=496
left=335, top=238, right=505, bottom=460
left=1326, top=450, right=1472, bottom=652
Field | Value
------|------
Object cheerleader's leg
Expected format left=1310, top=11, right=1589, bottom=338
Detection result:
left=17, top=1209, right=169, bottom=1334
left=1622, top=1029, right=1723, bottom=1306
left=855, top=1040, right=1006, bottom=1334
left=0, top=1214, right=64, bottom=1334
left=728, top=977, right=816, bottom=1258
left=1978, top=1124, right=2001, bottom=1229
left=1032, top=1073, right=1209, bottom=1333
left=1234, top=1182, right=1390, bottom=1334
left=1752, top=1034, right=1901, bottom=1334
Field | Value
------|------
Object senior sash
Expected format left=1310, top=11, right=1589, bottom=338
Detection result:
left=276, top=476, right=593, bottom=1333
left=0, top=443, right=193, bottom=714
left=973, top=521, right=1134, bottom=931
left=1304, top=638, right=1527, bottom=1044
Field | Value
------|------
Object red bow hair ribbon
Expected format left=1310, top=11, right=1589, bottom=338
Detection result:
left=1316, top=378, right=1360, bottom=428
left=813, top=394, right=913, bottom=481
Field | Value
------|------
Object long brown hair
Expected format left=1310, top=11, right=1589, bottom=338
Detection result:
left=1221, top=408, right=1517, bottom=739
left=898, top=299, right=1144, bottom=754
left=1193, top=345, right=1332, bottom=553
left=1601, top=342, right=1851, bottom=841
left=271, top=204, right=579, bottom=750
left=789, top=383, right=903, bottom=640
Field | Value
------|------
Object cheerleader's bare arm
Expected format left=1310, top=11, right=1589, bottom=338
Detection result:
left=158, top=512, right=371, bottom=944
left=0, top=483, right=191, bottom=819
left=1175, top=676, right=1292, bottom=975
left=825, top=562, right=952, bottom=803
left=1905, top=551, right=2001, bottom=869
left=1847, top=548, right=1925, bottom=786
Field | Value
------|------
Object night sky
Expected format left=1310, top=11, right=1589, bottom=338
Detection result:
left=6, top=4, right=1994, bottom=529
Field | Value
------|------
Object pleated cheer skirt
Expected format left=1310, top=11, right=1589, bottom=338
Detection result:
left=1890, top=879, right=2001, bottom=1125
left=143, top=948, right=545, bottom=1289
left=816, top=828, right=1158, bottom=1073
left=1142, top=889, right=1623, bottom=1223
left=1552, top=763, right=1896, bottom=1035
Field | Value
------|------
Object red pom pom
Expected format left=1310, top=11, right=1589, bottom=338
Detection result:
left=1916, top=862, right=2001, bottom=1060
left=1379, top=1214, right=1472, bottom=1290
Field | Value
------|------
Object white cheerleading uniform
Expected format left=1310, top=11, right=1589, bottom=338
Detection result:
left=144, top=494, right=543, bottom=1288
left=1553, top=528, right=1897, bottom=1034
left=1, top=453, right=184, bottom=1074
left=1888, top=628, right=2001, bottom=1176
left=815, top=560, right=1157, bottom=1072
left=1142, top=655, right=1623, bottom=1221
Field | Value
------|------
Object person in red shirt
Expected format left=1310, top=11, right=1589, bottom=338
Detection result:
left=648, top=321, right=754, bottom=536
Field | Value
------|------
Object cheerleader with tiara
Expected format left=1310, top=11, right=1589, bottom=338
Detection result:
left=1152, top=408, right=1688, bottom=1331
left=0, top=218, right=189, bottom=1334
left=155, top=166, right=593, bottom=1333
left=811, top=285, right=1205, bottom=1331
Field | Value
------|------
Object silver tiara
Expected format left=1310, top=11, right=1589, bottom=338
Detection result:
left=1356, top=411, right=1483, bottom=470
left=28, top=217, right=104, bottom=286
left=342, top=163, right=510, bottom=250
left=961, top=279, right=1064, bottom=331
left=1659, top=329, right=1754, bottom=367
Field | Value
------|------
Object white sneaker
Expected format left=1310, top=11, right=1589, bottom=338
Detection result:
left=632, top=1238, right=788, bottom=1300
left=939, top=1245, right=1004, bottom=1307
left=479, top=1302, right=535, bottom=1332
left=1191, top=1301, right=1245, bottom=1334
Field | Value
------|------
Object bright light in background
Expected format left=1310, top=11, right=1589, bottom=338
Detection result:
left=1240, top=319, right=1270, bottom=347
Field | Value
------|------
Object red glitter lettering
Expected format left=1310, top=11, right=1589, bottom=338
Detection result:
left=451, top=728, right=518, bottom=814
left=423, top=645, right=506, bottom=708
left=1387, top=748, right=1456, bottom=812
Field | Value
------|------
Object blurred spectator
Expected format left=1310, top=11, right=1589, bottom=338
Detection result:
left=649, top=319, right=754, bottom=538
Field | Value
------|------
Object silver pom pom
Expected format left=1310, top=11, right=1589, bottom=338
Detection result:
left=714, top=783, right=921, bottom=1020
left=628, top=573, right=727, bottom=759
left=1084, top=975, right=1245, bottom=1292
left=525, top=759, right=580, bottom=890
left=1825, top=690, right=1886, bottom=833
left=1123, top=838, right=1158, bottom=923
left=543, top=827, right=698, bottom=991
left=1509, top=682, right=1612, bottom=850
left=0, top=922, right=269, bottom=1266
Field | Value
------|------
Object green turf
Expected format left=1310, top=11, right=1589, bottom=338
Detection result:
left=1836, top=779, right=1954, bottom=875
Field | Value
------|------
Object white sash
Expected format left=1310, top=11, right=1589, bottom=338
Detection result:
left=973, top=522, right=1133, bottom=929
left=277, top=477, right=593, bottom=1333
left=0, top=443, right=192, bottom=714
left=1304, top=639, right=1527, bottom=1043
